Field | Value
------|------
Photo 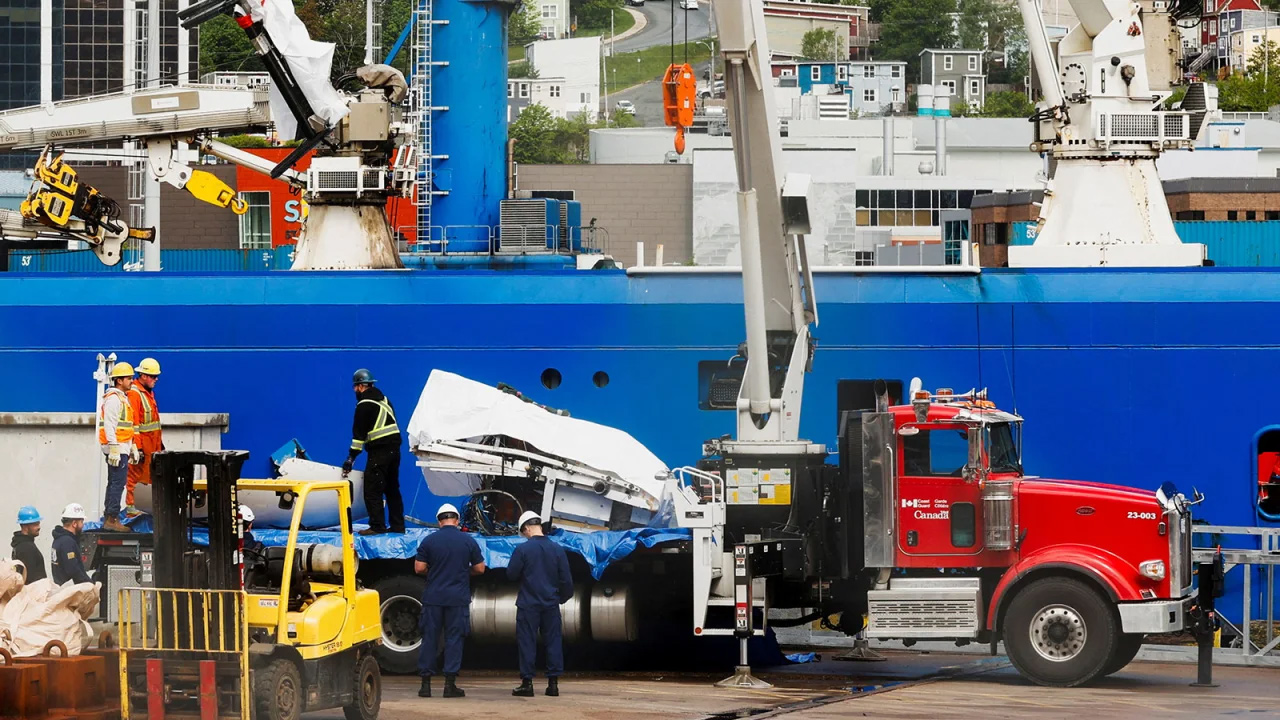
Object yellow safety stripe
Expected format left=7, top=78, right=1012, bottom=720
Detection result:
left=129, top=387, right=161, bottom=432
left=350, top=439, right=365, bottom=451
left=98, top=388, right=133, bottom=435
left=357, top=398, right=401, bottom=444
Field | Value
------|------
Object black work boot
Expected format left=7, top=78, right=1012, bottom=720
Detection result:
left=443, top=674, right=465, bottom=698
left=546, top=677, right=560, bottom=697
left=512, top=677, right=535, bottom=697
left=418, top=676, right=432, bottom=698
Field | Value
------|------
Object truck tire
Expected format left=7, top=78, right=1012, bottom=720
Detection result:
left=372, top=574, right=426, bottom=674
left=1103, top=633, right=1144, bottom=676
left=1001, top=576, right=1119, bottom=687
left=255, top=658, right=302, bottom=720
left=343, top=653, right=382, bottom=720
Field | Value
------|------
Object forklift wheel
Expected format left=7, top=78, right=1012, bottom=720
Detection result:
left=344, top=654, right=382, bottom=720
left=255, top=658, right=303, bottom=720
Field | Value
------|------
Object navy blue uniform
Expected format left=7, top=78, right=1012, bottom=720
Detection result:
left=50, top=526, right=90, bottom=585
left=507, top=535, right=573, bottom=679
left=415, top=526, right=483, bottom=676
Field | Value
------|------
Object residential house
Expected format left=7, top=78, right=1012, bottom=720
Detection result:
left=1223, top=8, right=1280, bottom=69
left=762, top=0, right=874, bottom=61
left=1218, top=7, right=1272, bottom=68
left=1200, top=0, right=1263, bottom=71
left=200, top=72, right=271, bottom=89
left=919, top=49, right=986, bottom=109
left=507, top=77, right=569, bottom=124
left=535, top=0, right=570, bottom=39
left=526, top=37, right=602, bottom=121
left=772, top=60, right=904, bottom=115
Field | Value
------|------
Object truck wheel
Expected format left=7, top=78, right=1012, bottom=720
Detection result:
left=1103, top=633, right=1144, bottom=676
left=372, top=574, right=426, bottom=674
left=255, top=658, right=302, bottom=720
left=1002, top=576, right=1119, bottom=687
left=343, top=653, right=381, bottom=720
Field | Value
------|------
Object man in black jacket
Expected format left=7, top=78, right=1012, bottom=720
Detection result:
left=50, top=503, right=91, bottom=585
left=342, top=368, right=405, bottom=535
left=11, top=506, right=46, bottom=583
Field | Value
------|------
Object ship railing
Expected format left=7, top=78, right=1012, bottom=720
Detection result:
left=397, top=223, right=613, bottom=258
left=1192, top=524, right=1280, bottom=666
left=671, top=466, right=724, bottom=506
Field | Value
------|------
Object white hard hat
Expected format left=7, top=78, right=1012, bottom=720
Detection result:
left=518, top=511, right=542, bottom=530
left=61, top=503, right=86, bottom=520
left=436, top=503, right=460, bottom=520
left=239, top=505, right=255, bottom=524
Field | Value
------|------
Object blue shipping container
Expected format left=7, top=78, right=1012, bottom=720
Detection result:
left=1009, top=221, right=1280, bottom=267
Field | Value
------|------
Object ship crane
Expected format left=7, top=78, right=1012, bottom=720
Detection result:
left=1009, top=0, right=1209, bottom=267
left=0, top=0, right=416, bottom=270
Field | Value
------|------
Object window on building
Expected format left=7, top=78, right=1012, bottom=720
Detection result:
left=968, top=55, right=978, bottom=71
left=580, top=91, right=591, bottom=103
left=942, top=80, right=956, bottom=95
left=944, top=55, right=953, bottom=71
left=542, top=4, right=557, bottom=17
left=838, top=64, right=849, bottom=82
left=864, top=88, right=877, bottom=103
left=520, top=83, right=530, bottom=98
left=969, top=79, right=980, bottom=97
left=864, top=64, right=875, bottom=77
left=891, top=65, right=902, bottom=78
left=1248, top=210, right=1258, bottom=220
left=1254, top=34, right=1262, bottom=43
left=1233, top=16, right=1239, bottom=30
left=1210, top=19, right=1217, bottom=34
left=550, top=85, right=561, bottom=97
left=239, top=192, right=272, bottom=250
left=854, top=250, right=874, bottom=266
left=891, top=86, right=901, bottom=102
left=1228, top=210, right=1239, bottom=220
left=781, top=68, right=794, bottom=77
left=811, top=65, right=822, bottom=81
left=508, top=82, right=515, bottom=98
left=1268, top=211, right=1280, bottom=220
left=1175, top=210, right=1206, bottom=220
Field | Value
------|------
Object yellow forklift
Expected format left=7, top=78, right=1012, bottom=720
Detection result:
left=114, top=450, right=383, bottom=719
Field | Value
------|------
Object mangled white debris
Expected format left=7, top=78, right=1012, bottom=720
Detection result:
left=0, top=559, right=100, bottom=657
left=407, top=370, right=671, bottom=532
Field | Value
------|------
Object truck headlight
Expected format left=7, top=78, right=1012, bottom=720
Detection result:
left=1139, top=559, right=1166, bottom=581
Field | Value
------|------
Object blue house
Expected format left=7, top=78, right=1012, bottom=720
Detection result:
left=775, top=60, right=908, bottom=116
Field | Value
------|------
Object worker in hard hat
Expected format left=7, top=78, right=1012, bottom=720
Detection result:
left=11, top=506, right=47, bottom=584
left=50, top=503, right=91, bottom=585
left=123, top=357, right=163, bottom=518
left=414, top=503, right=486, bottom=699
left=507, top=511, right=573, bottom=698
left=239, top=504, right=264, bottom=556
left=343, top=368, right=405, bottom=535
left=98, top=361, right=138, bottom=532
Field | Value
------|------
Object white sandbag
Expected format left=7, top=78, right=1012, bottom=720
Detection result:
left=1, top=578, right=98, bottom=657
left=0, top=559, right=24, bottom=603
left=250, top=0, right=350, bottom=139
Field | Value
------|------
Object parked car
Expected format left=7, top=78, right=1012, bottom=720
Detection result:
left=615, top=100, right=637, bottom=116
left=679, top=0, right=699, bottom=8
left=626, top=0, right=645, bottom=5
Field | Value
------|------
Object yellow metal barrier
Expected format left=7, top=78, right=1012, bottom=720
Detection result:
left=117, top=587, right=251, bottom=720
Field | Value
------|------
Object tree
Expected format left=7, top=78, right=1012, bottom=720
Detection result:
left=957, top=0, right=1027, bottom=85
left=509, top=61, right=540, bottom=79
left=197, top=14, right=264, bottom=77
left=510, top=1, right=542, bottom=47
left=511, top=104, right=570, bottom=164
left=1217, top=42, right=1280, bottom=112
left=977, top=90, right=1034, bottom=117
left=878, top=0, right=957, bottom=81
left=570, top=0, right=624, bottom=31
left=864, top=0, right=896, bottom=22
left=801, top=28, right=840, bottom=62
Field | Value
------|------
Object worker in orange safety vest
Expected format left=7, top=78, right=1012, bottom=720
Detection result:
left=123, top=357, right=163, bottom=518
left=98, top=362, right=138, bottom=532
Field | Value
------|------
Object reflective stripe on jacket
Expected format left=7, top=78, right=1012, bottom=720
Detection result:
left=98, top=387, right=133, bottom=445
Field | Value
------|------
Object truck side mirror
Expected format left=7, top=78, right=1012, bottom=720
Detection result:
left=964, top=428, right=983, bottom=482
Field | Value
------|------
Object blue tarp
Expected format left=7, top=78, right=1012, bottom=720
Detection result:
left=89, top=518, right=693, bottom=580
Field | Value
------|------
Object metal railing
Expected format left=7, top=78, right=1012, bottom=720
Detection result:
left=671, top=465, right=725, bottom=505
left=1193, top=525, right=1280, bottom=666
left=395, top=223, right=613, bottom=258
left=1096, top=111, right=1191, bottom=148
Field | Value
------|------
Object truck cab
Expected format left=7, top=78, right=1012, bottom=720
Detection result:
left=858, top=384, right=1196, bottom=686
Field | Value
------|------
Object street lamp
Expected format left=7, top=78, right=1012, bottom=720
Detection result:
left=697, top=38, right=718, bottom=83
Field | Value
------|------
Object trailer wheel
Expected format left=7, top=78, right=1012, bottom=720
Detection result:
left=255, top=658, right=302, bottom=720
left=343, top=653, right=382, bottom=720
left=1103, top=633, right=1144, bottom=676
left=1002, top=576, right=1118, bottom=687
left=372, top=574, right=427, bottom=674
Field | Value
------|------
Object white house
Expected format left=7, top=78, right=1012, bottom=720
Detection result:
left=527, top=37, right=602, bottom=121
left=535, top=0, right=570, bottom=39
left=507, top=77, right=570, bottom=123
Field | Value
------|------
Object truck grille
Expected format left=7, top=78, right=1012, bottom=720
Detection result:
left=1169, top=507, right=1193, bottom=596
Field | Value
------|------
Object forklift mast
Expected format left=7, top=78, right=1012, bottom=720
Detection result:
left=151, top=450, right=249, bottom=591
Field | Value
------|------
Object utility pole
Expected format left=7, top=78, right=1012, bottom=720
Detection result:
left=365, top=0, right=375, bottom=64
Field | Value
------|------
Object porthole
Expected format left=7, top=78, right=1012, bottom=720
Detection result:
left=541, top=368, right=562, bottom=390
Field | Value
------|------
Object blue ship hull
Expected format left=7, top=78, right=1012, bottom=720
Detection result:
left=4, top=266, right=1278, bottom=535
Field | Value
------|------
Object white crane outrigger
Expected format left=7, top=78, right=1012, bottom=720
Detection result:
left=1009, top=0, right=1208, bottom=267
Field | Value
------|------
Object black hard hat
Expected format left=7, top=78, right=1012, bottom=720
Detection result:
left=352, top=368, right=376, bottom=385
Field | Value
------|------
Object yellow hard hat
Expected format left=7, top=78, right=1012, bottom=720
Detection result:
left=137, top=357, right=161, bottom=376
left=110, top=362, right=135, bottom=379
